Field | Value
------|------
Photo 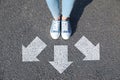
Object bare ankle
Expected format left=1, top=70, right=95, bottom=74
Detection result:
left=62, top=16, right=70, bottom=21
left=54, top=17, right=60, bottom=21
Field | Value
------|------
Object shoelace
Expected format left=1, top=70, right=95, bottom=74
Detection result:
left=62, top=22, right=70, bottom=31
left=52, top=21, right=60, bottom=31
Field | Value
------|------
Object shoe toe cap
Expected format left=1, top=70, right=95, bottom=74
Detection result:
left=50, top=33, right=60, bottom=39
left=62, top=33, right=71, bottom=40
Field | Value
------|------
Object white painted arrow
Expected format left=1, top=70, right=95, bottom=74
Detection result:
left=49, top=45, right=73, bottom=74
left=22, top=37, right=47, bottom=62
left=75, top=36, right=100, bottom=60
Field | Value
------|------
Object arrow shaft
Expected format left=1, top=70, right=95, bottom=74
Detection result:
left=27, top=37, right=46, bottom=52
left=75, top=36, right=96, bottom=54
left=54, top=45, right=68, bottom=62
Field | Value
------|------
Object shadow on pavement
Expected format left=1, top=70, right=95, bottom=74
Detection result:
left=70, top=0, right=93, bottom=35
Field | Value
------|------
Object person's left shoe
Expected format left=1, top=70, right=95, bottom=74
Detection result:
left=61, top=20, right=72, bottom=40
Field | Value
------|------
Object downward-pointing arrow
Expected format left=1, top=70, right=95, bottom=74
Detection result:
left=22, top=37, right=47, bottom=62
left=75, top=36, right=100, bottom=60
left=49, top=45, right=73, bottom=74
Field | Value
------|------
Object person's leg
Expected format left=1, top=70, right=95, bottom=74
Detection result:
left=61, top=0, right=75, bottom=40
left=46, top=0, right=61, bottom=39
left=46, top=0, right=60, bottom=20
left=62, top=0, right=75, bottom=20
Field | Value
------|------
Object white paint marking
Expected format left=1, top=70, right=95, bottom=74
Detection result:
left=22, top=37, right=47, bottom=62
left=49, top=45, right=73, bottom=74
left=75, top=36, right=100, bottom=60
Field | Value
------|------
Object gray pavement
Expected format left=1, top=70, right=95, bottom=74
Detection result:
left=0, top=0, right=120, bottom=80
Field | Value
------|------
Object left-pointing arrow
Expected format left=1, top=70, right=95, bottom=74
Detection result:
left=22, top=37, right=47, bottom=62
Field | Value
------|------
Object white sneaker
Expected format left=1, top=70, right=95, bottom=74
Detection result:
left=50, top=20, right=60, bottom=39
left=61, top=21, right=72, bottom=40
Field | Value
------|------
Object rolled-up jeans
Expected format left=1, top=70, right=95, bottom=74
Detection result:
left=46, top=0, right=75, bottom=18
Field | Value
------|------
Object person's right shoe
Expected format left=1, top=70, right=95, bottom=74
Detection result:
left=61, top=20, right=72, bottom=40
left=50, top=20, right=60, bottom=39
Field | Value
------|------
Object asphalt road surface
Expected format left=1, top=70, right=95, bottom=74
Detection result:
left=0, top=0, right=120, bottom=80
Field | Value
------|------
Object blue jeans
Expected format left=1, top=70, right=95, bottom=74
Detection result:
left=46, top=0, right=75, bottom=18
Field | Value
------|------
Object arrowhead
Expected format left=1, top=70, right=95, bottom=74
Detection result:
left=22, top=45, right=40, bottom=62
left=83, top=43, right=100, bottom=60
left=49, top=61, right=73, bottom=74
left=22, top=37, right=47, bottom=62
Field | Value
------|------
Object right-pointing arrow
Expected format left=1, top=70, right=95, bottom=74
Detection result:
left=75, top=36, right=100, bottom=60
left=49, top=45, right=73, bottom=74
